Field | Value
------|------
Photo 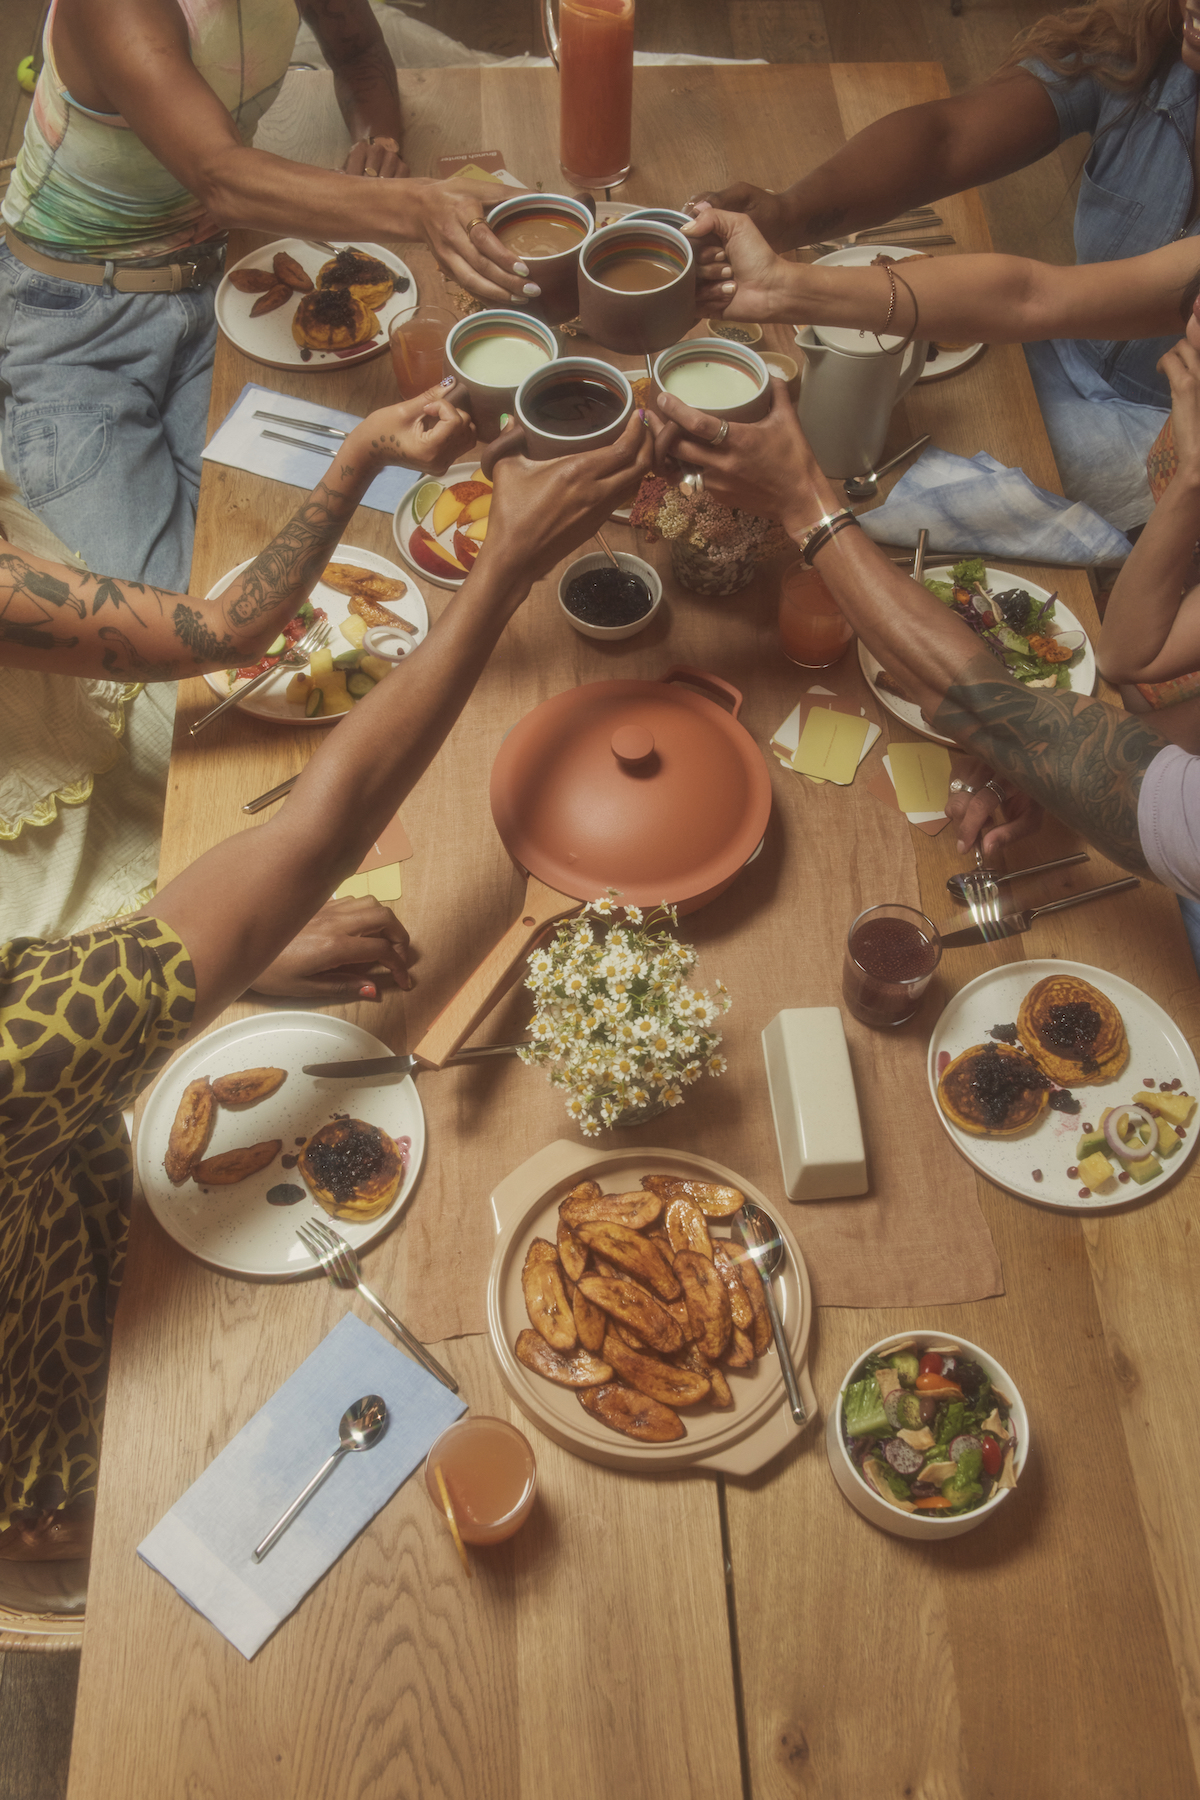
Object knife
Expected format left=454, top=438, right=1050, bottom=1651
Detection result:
left=939, top=876, right=1140, bottom=947
left=301, top=1043, right=523, bottom=1078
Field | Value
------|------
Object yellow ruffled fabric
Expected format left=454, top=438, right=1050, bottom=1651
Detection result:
left=0, top=674, right=143, bottom=840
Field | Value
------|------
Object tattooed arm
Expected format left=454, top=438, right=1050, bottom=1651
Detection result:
left=0, top=385, right=474, bottom=680
left=648, top=383, right=1170, bottom=875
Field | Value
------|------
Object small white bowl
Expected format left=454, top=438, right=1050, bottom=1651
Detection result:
left=826, top=1330, right=1029, bottom=1540
left=558, top=551, right=663, bottom=641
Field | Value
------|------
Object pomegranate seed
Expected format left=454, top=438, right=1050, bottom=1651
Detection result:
left=1143, top=1077, right=1156, bottom=1088
left=1031, top=1169, right=1043, bottom=1182
left=1178, top=1127, right=1188, bottom=1139
left=1078, top=1187, right=1090, bottom=1198
left=1082, top=1123, right=1093, bottom=1134
left=1119, top=1170, right=1131, bottom=1183
left=1067, top=1165, right=1079, bottom=1178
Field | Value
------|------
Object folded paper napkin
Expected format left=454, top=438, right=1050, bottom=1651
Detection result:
left=202, top=382, right=424, bottom=516
left=857, top=448, right=1132, bottom=565
left=139, top=1312, right=464, bottom=1658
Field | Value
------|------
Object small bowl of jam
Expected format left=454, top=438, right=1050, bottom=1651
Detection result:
left=558, top=550, right=662, bottom=642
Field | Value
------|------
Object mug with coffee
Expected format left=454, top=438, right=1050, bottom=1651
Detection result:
left=578, top=222, right=695, bottom=354
left=445, top=311, right=559, bottom=441
left=508, top=356, right=634, bottom=461
left=485, top=193, right=595, bottom=327
left=652, top=339, right=771, bottom=424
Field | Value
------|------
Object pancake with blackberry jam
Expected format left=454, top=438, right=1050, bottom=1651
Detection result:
left=937, top=1041, right=1051, bottom=1137
left=316, top=248, right=395, bottom=311
left=298, top=1117, right=404, bottom=1220
left=1017, top=974, right=1127, bottom=1086
left=292, top=287, right=379, bottom=351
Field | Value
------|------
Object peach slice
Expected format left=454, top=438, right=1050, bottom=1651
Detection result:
left=463, top=517, right=489, bottom=541
left=430, top=489, right=467, bottom=538
left=453, top=530, right=482, bottom=569
left=460, top=492, right=492, bottom=523
left=410, top=524, right=466, bottom=577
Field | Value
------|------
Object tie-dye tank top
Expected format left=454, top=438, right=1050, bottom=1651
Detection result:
left=2, top=0, right=298, bottom=262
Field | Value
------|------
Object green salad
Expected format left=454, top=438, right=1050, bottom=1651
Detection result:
left=924, top=556, right=1079, bottom=690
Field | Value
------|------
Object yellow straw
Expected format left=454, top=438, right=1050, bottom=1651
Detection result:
left=434, top=1463, right=471, bottom=1578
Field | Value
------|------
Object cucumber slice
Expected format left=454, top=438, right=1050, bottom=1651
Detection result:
left=304, top=687, right=324, bottom=718
left=332, top=648, right=363, bottom=670
left=266, top=633, right=286, bottom=656
left=346, top=671, right=376, bottom=698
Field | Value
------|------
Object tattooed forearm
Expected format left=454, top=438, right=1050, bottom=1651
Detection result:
left=97, top=625, right=178, bottom=680
left=933, top=654, right=1168, bottom=873
left=171, top=605, right=238, bottom=665
left=224, top=486, right=346, bottom=629
left=0, top=552, right=85, bottom=619
left=0, top=619, right=77, bottom=651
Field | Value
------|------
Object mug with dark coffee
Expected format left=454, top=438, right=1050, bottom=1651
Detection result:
left=484, top=193, right=595, bottom=327
left=506, top=356, right=634, bottom=461
left=577, top=221, right=695, bottom=354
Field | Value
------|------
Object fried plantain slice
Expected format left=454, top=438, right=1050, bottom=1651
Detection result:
left=572, top=1281, right=607, bottom=1353
left=678, top=1342, right=734, bottom=1409
left=210, top=1066, right=287, bottom=1107
left=560, top=1189, right=662, bottom=1230
left=675, top=1248, right=732, bottom=1362
left=193, top=1138, right=282, bottom=1185
left=556, top=1214, right=588, bottom=1284
left=641, top=1174, right=744, bottom=1218
left=574, top=1220, right=680, bottom=1300
left=578, top=1382, right=684, bottom=1443
left=515, top=1328, right=611, bottom=1387
left=728, top=1245, right=772, bottom=1356
left=577, top=1275, right=684, bottom=1355
left=664, top=1195, right=714, bottom=1261
left=164, top=1077, right=216, bottom=1184
left=272, top=249, right=313, bottom=292
left=522, top=1239, right=577, bottom=1352
left=229, top=267, right=277, bottom=293
left=250, top=282, right=292, bottom=317
left=602, top=1330, right=710, bottom=1408
left=713, top=1242, right=753, bottom=1329
left=722, top=1324, right=756, bottom=1369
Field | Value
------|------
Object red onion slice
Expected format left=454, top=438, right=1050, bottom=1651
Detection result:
left=1104, top=1104, right=1156, bottom=1161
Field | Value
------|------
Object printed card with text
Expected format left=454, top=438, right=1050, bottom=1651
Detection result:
left=791, top=708, right=872, bottom=786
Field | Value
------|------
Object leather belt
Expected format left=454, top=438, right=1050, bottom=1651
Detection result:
left=4, top=228, right=224, bottom=293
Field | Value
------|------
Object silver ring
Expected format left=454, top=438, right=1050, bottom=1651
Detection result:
left=950, top=779, right=978, bottom=795
left=984, top=779, right=1006, bottom=806
left=949, top=778, right=965, bottom=794
left=681, top=470, right=704, bottom=496
left=711, top=420, right=730, bottom=446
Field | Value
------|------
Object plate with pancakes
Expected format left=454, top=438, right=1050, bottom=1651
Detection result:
left=927, top=959, right=1199, bottom=1209
left=216, top=238, right=417, bottom=370
left=136, top=1012, right=425, bottom=1278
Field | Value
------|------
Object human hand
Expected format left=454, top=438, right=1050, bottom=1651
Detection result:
left=478, top=411, right=655, bottom=583
left=683, top=205, right=797, bottom=323
left=342, top=135, right=409, bottom=179
left=1159, top=337, right=1200, bottom=476
left=685, top=183, right=798, bottom=251
left=354, top=381, right=476, bottom=474
left=646, top=378, right=832, bottom=535
left=247, top=896, right=413, bottom=1000
left=408, top=178, right=537, bottom=305
left=946, top=761, right=1044, bottom=860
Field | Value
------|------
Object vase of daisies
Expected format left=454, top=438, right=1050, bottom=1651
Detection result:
left=629, top=474, right=789, bottom=596
left=518, top=896, right=731, bottom=1136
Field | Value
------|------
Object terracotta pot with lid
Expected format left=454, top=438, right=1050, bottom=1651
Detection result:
left=413, top=666, right=772, bottom=1067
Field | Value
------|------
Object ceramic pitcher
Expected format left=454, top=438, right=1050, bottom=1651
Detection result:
left=795, top=321, right=928, bottom=478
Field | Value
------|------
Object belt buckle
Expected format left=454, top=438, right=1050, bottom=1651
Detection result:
left=177, top=247, right=220, bottom=290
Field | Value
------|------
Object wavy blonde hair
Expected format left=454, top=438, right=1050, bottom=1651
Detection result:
left=1002, top=0, right=1180, bottom=91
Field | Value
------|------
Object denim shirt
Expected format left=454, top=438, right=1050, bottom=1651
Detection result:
left=1025, top=54, right=1200, bottom=405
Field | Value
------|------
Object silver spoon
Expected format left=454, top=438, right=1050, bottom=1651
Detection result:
left=844, top=433, right=930, bottom=501
left=734, top=1203, right=806, bottom=1424
left=252, top=1394, right=387, bottom=1562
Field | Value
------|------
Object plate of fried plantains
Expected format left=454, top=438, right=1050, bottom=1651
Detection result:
left=487, top=1141, right=816, bottom=1472
left=215, top=238, right=417, bottom=370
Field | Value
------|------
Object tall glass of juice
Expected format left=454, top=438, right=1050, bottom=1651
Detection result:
left=549, top=0, right=635, bottom=189
left=390, top=306, right=457, bottom=400
left=778, top=561, right=855, bottom=669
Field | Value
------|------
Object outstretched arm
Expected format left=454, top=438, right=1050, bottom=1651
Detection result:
left=299, top=0, right=407, bottom=176
left=0, top=389, right=475, bottom=680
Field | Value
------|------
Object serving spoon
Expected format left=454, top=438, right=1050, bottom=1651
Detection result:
left=734, top=1203, right=806, bottom=1425
left=253, top=1395, right=388, bottom=1562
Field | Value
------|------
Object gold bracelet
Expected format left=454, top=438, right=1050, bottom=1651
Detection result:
left=795, top=506, right=856, bottom=566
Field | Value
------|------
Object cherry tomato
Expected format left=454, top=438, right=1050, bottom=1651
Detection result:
left=918, top=1352, right=944, bottom=1377
left=981, top=1435, right=1003, bottom=1478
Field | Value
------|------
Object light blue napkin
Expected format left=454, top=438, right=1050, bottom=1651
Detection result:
left=857, top=448, right=1132, bottom=565
left=138, top=1313, right=465, bottom=1659
left=201, top=381, right=425, bottom=515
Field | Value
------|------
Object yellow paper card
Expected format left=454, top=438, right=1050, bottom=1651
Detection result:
left=888, top=741, right=952, bottom=815
left=791, top=709, right=870, bottom=785
left=366, top=864, right=403, bottom=903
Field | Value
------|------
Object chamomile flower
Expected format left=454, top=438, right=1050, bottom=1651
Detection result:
left=623, top=904, right=644, bottom=925
left=661, top=1083, right=684, bottom=1108
left=706, top=1052, right=728, bottom=1076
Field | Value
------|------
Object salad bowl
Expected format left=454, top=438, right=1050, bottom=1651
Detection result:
left=826, top=1329, right=1029, bottom=1539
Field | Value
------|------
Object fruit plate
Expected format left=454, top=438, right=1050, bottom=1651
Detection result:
left=135, top=1012, right=426, bottom=1279
left=926, top=959, right=1200, bottom=1212
left=391, top=459, right=492, bottom=589
left=858, top=565, right=1095, bottom=748
left=487, top=1139, right=817, bottom=1474
left=200, top=543, right=428, bottom=725
left=215, top=238, right=416, bottom=370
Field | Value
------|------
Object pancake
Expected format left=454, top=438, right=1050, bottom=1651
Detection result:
left=937, top=1041, right=1050, bottom=1137
left=292, top=288, right=379, bottom=351
left=316, top=248, right=395, bottom=311
left=1017, top=974, right=1127, bottom=1086
left=298, top=1117, right=404, bottom=1221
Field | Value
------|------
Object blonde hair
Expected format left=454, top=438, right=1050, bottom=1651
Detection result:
left=1002, top=0, right=1179, bottom=92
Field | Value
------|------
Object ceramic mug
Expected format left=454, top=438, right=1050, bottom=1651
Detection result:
left=653, top=339, right=771, bottom=424
left=502, top=356, right=634, bottom=462
left=444, top=310, right=559, bottom=442
left=578, top=222, right=696, bottom=354
left=625, top=206, right=693, bottom=230
left=484, top=192, right=594, bottom=327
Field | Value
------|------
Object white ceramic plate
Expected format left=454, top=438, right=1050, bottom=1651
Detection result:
left=215, top=238, right=416, bottom=370
left=802, top=243, right=984, bottom=377
left=391, top=459, right=491, bottom=590
left=136, top=1012, right=426, bottom=1278
left=926, top=959, right=1199, bottom=1211
left=201, top=543, right=428, bottom=724
left=859, top=564, right=1096, bottom=747
left=919, top=340, right=987, bottom=382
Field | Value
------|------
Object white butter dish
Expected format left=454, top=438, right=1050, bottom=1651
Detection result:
left=762, top=1007, right=867, bottom=1201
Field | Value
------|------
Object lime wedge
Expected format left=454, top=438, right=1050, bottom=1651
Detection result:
left=412, top=480, right=442, bottom=524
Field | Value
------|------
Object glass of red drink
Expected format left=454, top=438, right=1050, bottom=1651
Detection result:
left=842, top=903, right=941, bottom=1028
left=389, top=306, right=457, bottom=400
left=546, top=0, right=635, bottom=189
left=424, top=1416, right=537, bottom=1545
left=778, top=561, right=854, bottom=668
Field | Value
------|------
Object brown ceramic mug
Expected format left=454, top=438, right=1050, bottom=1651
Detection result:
left=484, top=192, right=595, bottom=328
left=578, top=221, right=696, bottom=354
left=652, top=339, right=771, bottom=424
left=444, top=310, right=559, bottom=442
left=484, top=357, right=634, bottom=465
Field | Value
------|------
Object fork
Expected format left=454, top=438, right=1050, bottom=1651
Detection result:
left=190, top=619, right=332, bottom=735
left=296, top=1219, right=459, bottom=1392
left=961, top=864, right=1004, bottom=934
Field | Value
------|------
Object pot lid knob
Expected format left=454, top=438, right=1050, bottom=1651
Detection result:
left=611, top=724, right=655, bottom=765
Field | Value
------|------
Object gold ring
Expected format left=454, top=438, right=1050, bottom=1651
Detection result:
left=465, top=216, right=488, bottom=233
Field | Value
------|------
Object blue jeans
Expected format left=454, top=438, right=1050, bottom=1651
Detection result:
left=1024, top=338, right=1167, bottom=536
left=0, top=243, right=216, bottom=590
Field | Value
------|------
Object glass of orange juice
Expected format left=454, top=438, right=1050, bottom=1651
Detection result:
left=553, top=0, right=635, bottom=189
left=778, top=560, right=855, bottom=668
left=424, top=1416, right=537, bottom=1545
left=389, top=306, right=457, bottom=401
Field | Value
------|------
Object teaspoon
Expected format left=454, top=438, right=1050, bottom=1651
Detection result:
left=734, top=1204, right=806, bottom=1424
left=843, top=433, right=930, bottom=501
left=253, top=1394, right=388, bottom=1562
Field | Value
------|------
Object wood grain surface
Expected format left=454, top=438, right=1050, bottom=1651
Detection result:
left=67, top=65, right=1200, bottom=1800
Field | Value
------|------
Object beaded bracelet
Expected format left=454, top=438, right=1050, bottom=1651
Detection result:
left=874, top=264, right=922, bottom=357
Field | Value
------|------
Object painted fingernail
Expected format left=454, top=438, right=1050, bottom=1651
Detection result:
left=359, top=982, right=378, bottom=1000
left=499, top=411, right=511, bottom=428
left=722, top=266, right=732, bottom=278
left=721, top=282, right=736, bottom=294
left=523, top=282, right=542, bottom=297
left=441, top=374, right=455, bottom=387
left=513, top=260, right=530, bottom=277
left=638, top=408, right=648, bottom=423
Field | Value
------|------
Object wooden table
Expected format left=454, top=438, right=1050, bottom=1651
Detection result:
left=67, top=65, right=1200, bottom=1800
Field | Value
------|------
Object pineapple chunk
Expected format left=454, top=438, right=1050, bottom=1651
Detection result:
left=284, top=672, right=311, bottom=705
left=1156, top=1118, right=1184, bottom=1159
left=1077, top=1150, right=1115, bottom=1190
left=309, top=645, right=334, bottom=679
left=1134, top=1089, right=1197, bottom=1127
left=1126, top=1153, right=1163, bottom=1187
left=340, top=615, right=369, bottom=648
left=359, top=654, right=393, bottom=683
